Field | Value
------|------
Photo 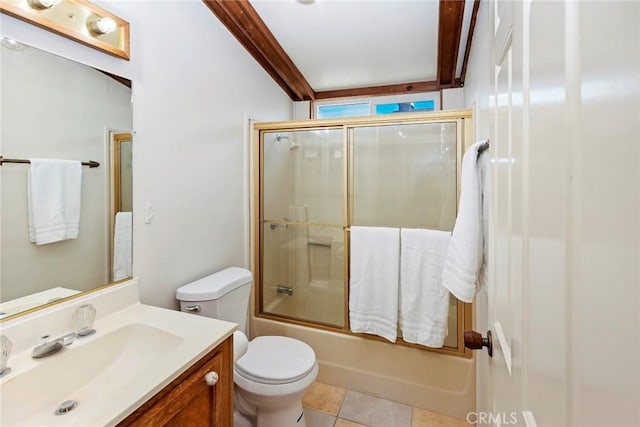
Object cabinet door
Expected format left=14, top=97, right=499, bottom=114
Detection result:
left=120, top=337, right=233, bottom=427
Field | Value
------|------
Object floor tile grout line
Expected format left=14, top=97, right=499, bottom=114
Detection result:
left=305, top=381, right=470, bottom=427
left=336, top=389, right=410, bottom=427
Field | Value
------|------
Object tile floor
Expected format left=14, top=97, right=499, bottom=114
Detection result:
left=302, top=382, right=472, bottom=427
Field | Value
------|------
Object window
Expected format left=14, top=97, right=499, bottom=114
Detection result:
left=375, top=100, right=435, bottom=115
left=315, top=97, right=437, bottom=119
left=316, top=102, right=370, bottom=119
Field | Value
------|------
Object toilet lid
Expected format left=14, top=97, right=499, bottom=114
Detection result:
left=235, top=336, right=316, bottom=385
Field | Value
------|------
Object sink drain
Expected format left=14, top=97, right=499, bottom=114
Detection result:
left=55, top=400, right=78, bottom=415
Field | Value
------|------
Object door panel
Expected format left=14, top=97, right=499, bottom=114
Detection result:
left=488, top=0, right=524, bottom=423
left=525, top=1, right=569, bottom=424
left=482, top=1, right=639, bottom=426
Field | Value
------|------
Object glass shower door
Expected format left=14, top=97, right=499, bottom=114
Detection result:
left=351, top=121, right=459, bottom=347
left=258, top=116, right=470, bottom=353
left=351, top=122, right=458, bottom=230
left=261, top=129, right=345, bottom=327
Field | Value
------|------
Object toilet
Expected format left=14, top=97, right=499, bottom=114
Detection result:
left=176, top=267, right=318, bottom=427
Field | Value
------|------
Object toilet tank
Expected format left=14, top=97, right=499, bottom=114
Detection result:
left=176, top=267, right=252, bottom=334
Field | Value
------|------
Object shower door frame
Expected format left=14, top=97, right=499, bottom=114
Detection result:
left=253, top=109, right=474, bottom=358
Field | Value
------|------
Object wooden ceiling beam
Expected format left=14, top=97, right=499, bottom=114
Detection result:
left=96, top=69, right=132, bottom=88
left=314, top=80, right=461, bottom=101
left=202, top=0, right=315, bottom=101
left=206, top=0, right=477, bottom=102
left=460, top=0, right=481, bottom=85
left=437, top=0, right=466, bottom=86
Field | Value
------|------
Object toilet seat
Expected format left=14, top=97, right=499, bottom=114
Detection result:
left=235, top=336, right=316, bottom=385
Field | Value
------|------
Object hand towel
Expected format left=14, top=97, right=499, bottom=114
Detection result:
left=349, top=226, right=400, bottom=342
left=28, top=159, right=82, bottom=245
left=399, top=228, right=451, bottom=348
left=113, top=211, right=132, bottom=281
left=442, top=140, right=489, bottom=302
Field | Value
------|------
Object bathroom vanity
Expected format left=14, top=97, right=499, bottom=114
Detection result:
left=0, top=280, right=236, bottom=426
left=119, top=335, right=233, bottom=426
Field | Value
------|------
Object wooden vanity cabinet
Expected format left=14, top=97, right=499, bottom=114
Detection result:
left=119, top=335, right=233, bottom=427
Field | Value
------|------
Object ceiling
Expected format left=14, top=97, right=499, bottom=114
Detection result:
left=203, top=0, right=480, bottom=101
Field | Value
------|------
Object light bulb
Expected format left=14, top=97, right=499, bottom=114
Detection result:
left=28, top=0, right=61, bottom=9
left=88, top=17, right=117, bottom=35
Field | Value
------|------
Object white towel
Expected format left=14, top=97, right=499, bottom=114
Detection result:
left=442, top=140, right=489, bottom=302
left=349, top=226, right=400, bottom=342
left=113, top=212, right=132, bottom=281
left=399, top=228, right=451, bottom=348
left=28, top=159, right=82, bottom=245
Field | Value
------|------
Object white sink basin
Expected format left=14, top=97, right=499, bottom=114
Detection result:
left=1, top=324, right=182, bottom=425
left=0, top=302, right=236, bottom=426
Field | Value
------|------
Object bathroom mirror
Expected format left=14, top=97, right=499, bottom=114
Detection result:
left=0, top=37, right=133, bottom=320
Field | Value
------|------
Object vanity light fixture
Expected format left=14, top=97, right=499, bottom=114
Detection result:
left=88, top=17, right=117, bottom=35
left=0, top=0, right=130, bottom=60
left=27, top=0, right=61, bottom=10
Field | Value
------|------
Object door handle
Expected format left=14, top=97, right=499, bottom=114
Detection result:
left=464, top=330, right=493, bottom=357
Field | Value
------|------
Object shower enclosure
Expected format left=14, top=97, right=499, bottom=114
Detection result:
left=254, top=110, right=472, bottom=356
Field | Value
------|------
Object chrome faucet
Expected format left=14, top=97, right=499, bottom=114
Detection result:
left=31, top=332, right=77, bottom=359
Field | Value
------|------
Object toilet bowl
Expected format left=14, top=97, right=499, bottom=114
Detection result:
left=234, top=335, right=318, bottom=427
left=176, top=267, right=318, bottom=427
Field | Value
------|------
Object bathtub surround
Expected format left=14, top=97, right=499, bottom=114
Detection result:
left=254, top=317, right=474, bottom=419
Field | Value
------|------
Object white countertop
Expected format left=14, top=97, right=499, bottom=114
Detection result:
left=0, top=282, right=236, bottom=426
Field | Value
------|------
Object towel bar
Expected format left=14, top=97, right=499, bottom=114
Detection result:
left=0, top=156, right=100, bottom=168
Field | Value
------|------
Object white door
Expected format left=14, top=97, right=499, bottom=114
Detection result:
left=473, top=1, right=640, bottom=426
left=486, top=0, right=525, bottom=424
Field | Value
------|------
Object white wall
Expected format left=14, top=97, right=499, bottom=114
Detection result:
left=1, top=0, right=292, bottom=310
left=441, top=87, right=464, bottom=110
left=1, top=45, right=132, bottom=301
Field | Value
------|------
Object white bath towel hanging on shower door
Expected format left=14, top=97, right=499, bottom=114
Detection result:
left=399, top=228, right=451, bottom=348
left=348, top=226, right=400, bottom=343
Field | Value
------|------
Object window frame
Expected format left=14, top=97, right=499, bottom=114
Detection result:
left=312, top=91, right=441, bottom=119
